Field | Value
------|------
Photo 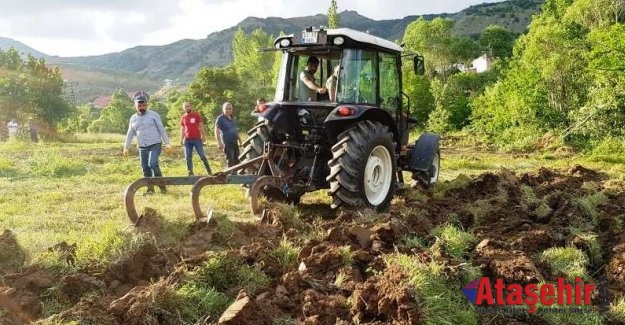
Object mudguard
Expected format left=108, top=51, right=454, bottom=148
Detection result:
left=409, top=132, right=440, bottom=172
left=324, top=105, right=397, bottom=142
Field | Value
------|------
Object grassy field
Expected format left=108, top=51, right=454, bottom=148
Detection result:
left=1, top=132, right=623, bottom=267
left=1, top=132, right=624, bottom=323
left=0, top=134, right=251, bottom=267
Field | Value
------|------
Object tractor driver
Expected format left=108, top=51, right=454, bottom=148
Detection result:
left=299, top=56, right=327, bottom=101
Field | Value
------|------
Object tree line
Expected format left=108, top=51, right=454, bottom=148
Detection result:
left=1, top=0, right=623, bottom=152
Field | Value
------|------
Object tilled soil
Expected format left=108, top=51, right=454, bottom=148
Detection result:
left=1, top=165, right=625, bottom=324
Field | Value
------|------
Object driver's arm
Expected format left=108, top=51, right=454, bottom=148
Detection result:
left=300, top=72, right=326, bottom=94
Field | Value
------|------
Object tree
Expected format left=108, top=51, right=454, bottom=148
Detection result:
left=402, top=18, right=479, bottom=80
left=88, top=90, right=134, bottom=133
left=470, top=0, right=625, bottom=149
left=58, top=104, right=99, bottom=133
left=327, top=0, right=340, bottom=28
left=479, top=25, right=515, bottom=60
left=0, top=48, right=71, bottom=135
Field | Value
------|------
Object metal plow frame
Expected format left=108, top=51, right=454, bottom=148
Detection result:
left=124, top=144, right=290, bottom=225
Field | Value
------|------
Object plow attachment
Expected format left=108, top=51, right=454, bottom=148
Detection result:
left=124, top=145, right=290, bottom=225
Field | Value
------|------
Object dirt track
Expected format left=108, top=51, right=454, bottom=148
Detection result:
left=1, top=165, right=625, bottom=324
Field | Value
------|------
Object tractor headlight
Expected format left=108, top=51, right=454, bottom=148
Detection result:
left=279, top=39, right=291, bottom=48
left=333, top=37, right=344, bottom=46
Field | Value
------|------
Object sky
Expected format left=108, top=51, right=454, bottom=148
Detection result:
left=0, top=0, right=503, bottom=57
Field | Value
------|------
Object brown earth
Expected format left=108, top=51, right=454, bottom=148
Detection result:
left=2, top=165, right=624, bottom=324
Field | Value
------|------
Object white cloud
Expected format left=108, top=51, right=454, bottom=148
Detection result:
left=0, top=0, right=504, bottom=56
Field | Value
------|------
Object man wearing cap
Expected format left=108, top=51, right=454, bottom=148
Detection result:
left=123, top=91, right=171, bottom=195
left=298, top=56, right=327, bottom=101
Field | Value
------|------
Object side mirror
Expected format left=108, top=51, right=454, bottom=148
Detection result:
left=413, top=55, right=425, bottom=75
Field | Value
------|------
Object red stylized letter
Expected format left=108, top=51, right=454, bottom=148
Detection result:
left=540, top=284, right=555, bottom=306
left=506, top=284, right=523, bottom=305
left=525, top=284, right=538, bottom=314
left=584, top=284, right=595, bottom=305
left=557, top=277, right=573, bottom=305
left=495, top=278, right=506, bottom=305
left=476, top=278, right=494, bottom=305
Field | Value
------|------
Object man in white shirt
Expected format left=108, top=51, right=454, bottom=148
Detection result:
left=7, top=119, right=18, bottom=138
left=298, top=56, right=327, bottom=101
left=123, top=91, right=171, bottom=195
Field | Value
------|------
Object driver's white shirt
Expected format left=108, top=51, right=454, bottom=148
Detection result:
left=298, top=70, right=316, bottom=101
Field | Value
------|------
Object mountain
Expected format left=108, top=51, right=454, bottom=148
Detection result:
left=0, top=37, right=49, bottom=59
left=48, top=0, right=543, bottom=83
left=0, top=0, right=543, bottom=103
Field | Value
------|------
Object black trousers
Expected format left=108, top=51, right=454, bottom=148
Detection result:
left=224, top=142, right=240, bottom=167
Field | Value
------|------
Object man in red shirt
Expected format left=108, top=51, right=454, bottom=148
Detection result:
left=180, top=101, right=212, bottom=176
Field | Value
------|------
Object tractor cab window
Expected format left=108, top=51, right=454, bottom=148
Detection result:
left=336, top=49, right=377, bottom=105
left=288, top=54, right=330, bottom=102
left=379, top=52, right=400, bottom=111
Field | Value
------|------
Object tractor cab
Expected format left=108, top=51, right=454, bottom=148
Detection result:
left=273, top=28, right=406, bottom=109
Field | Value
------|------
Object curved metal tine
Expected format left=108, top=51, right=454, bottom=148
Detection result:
left=249, top=176, right=287, bottom=219
left=190, top=174, right=229, bottom=220
left=124, top=178, right=149, bottom=225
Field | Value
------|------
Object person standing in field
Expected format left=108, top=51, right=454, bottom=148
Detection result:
left=7, top=119, right=18, bottom=139
left=255, top=97, right=266, bottom=122
left=214, top=102, right=241, bottom=168
left=28, top=118, right=38, bottom=143
left=180, top=101, right=212, bottom=176
left=123, top=91, right=171, bottom=195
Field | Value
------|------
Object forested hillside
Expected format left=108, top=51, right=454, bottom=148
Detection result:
left=1, top=0, right=542, bottom=84
left=2, top=0, right=623, bottom=154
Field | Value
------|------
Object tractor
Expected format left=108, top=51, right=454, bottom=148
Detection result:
left=238, top=27, right=440, bottom=211
left=124, top=27, right=440, bottom=223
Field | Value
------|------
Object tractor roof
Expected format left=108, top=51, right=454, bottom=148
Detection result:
left=274, top=28, right=403, bottom=54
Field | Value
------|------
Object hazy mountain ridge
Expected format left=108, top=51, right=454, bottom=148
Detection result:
left=0, top=0, right=542, bottom=102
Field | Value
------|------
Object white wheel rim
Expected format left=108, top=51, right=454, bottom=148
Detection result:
left=364, top=145, right=393, bottom=206
left=430, top=153, right=440, bottom=184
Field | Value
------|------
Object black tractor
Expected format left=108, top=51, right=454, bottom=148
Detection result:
left=239, top=27, right=440, bottom=211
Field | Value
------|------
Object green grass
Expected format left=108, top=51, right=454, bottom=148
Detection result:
left=430, top=224, right=477, bottom=260
left=610, top=296, right=625, bottom=323
left=0, top=136, right=248, bottom=268
left=338, top=245, right=353, bottom=266
left=271, top=236, right=300, bottom=269
left=2, top=132, right=625, bottom=323
left=161, top=253, right=271, bottom=323
left=568, top=230, right=602, bottom=267
left=190, top=254, right=270, bottom=295
left=541, top=247, right=589, bottom=280
left=398, top=235, right=425, bottom=251
left=387, top=253, right=480, bottom=325
left=575, top=192, right=608, bottom=226
left=164, top=282, right=231, bottom=323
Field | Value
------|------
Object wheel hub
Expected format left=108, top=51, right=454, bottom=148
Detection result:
left=364, top=145, right=392, bottom=206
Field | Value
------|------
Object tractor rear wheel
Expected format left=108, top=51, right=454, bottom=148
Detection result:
left=238, top=121, right=271, bottom=174
left=239, top=122, right=302, bottom=204
left=327, top=120, right=396, bottom=210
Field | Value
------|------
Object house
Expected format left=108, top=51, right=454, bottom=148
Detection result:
left=93, top=91, right=136, bottom=109
left=93, top=96, right=112, bottom=109
left=471, top=54, right=492, bottom=73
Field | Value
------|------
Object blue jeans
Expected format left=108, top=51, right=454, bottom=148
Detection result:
left=184, top=139, right=212, bottom=175
left=139, top=143, right=163, bottom=192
